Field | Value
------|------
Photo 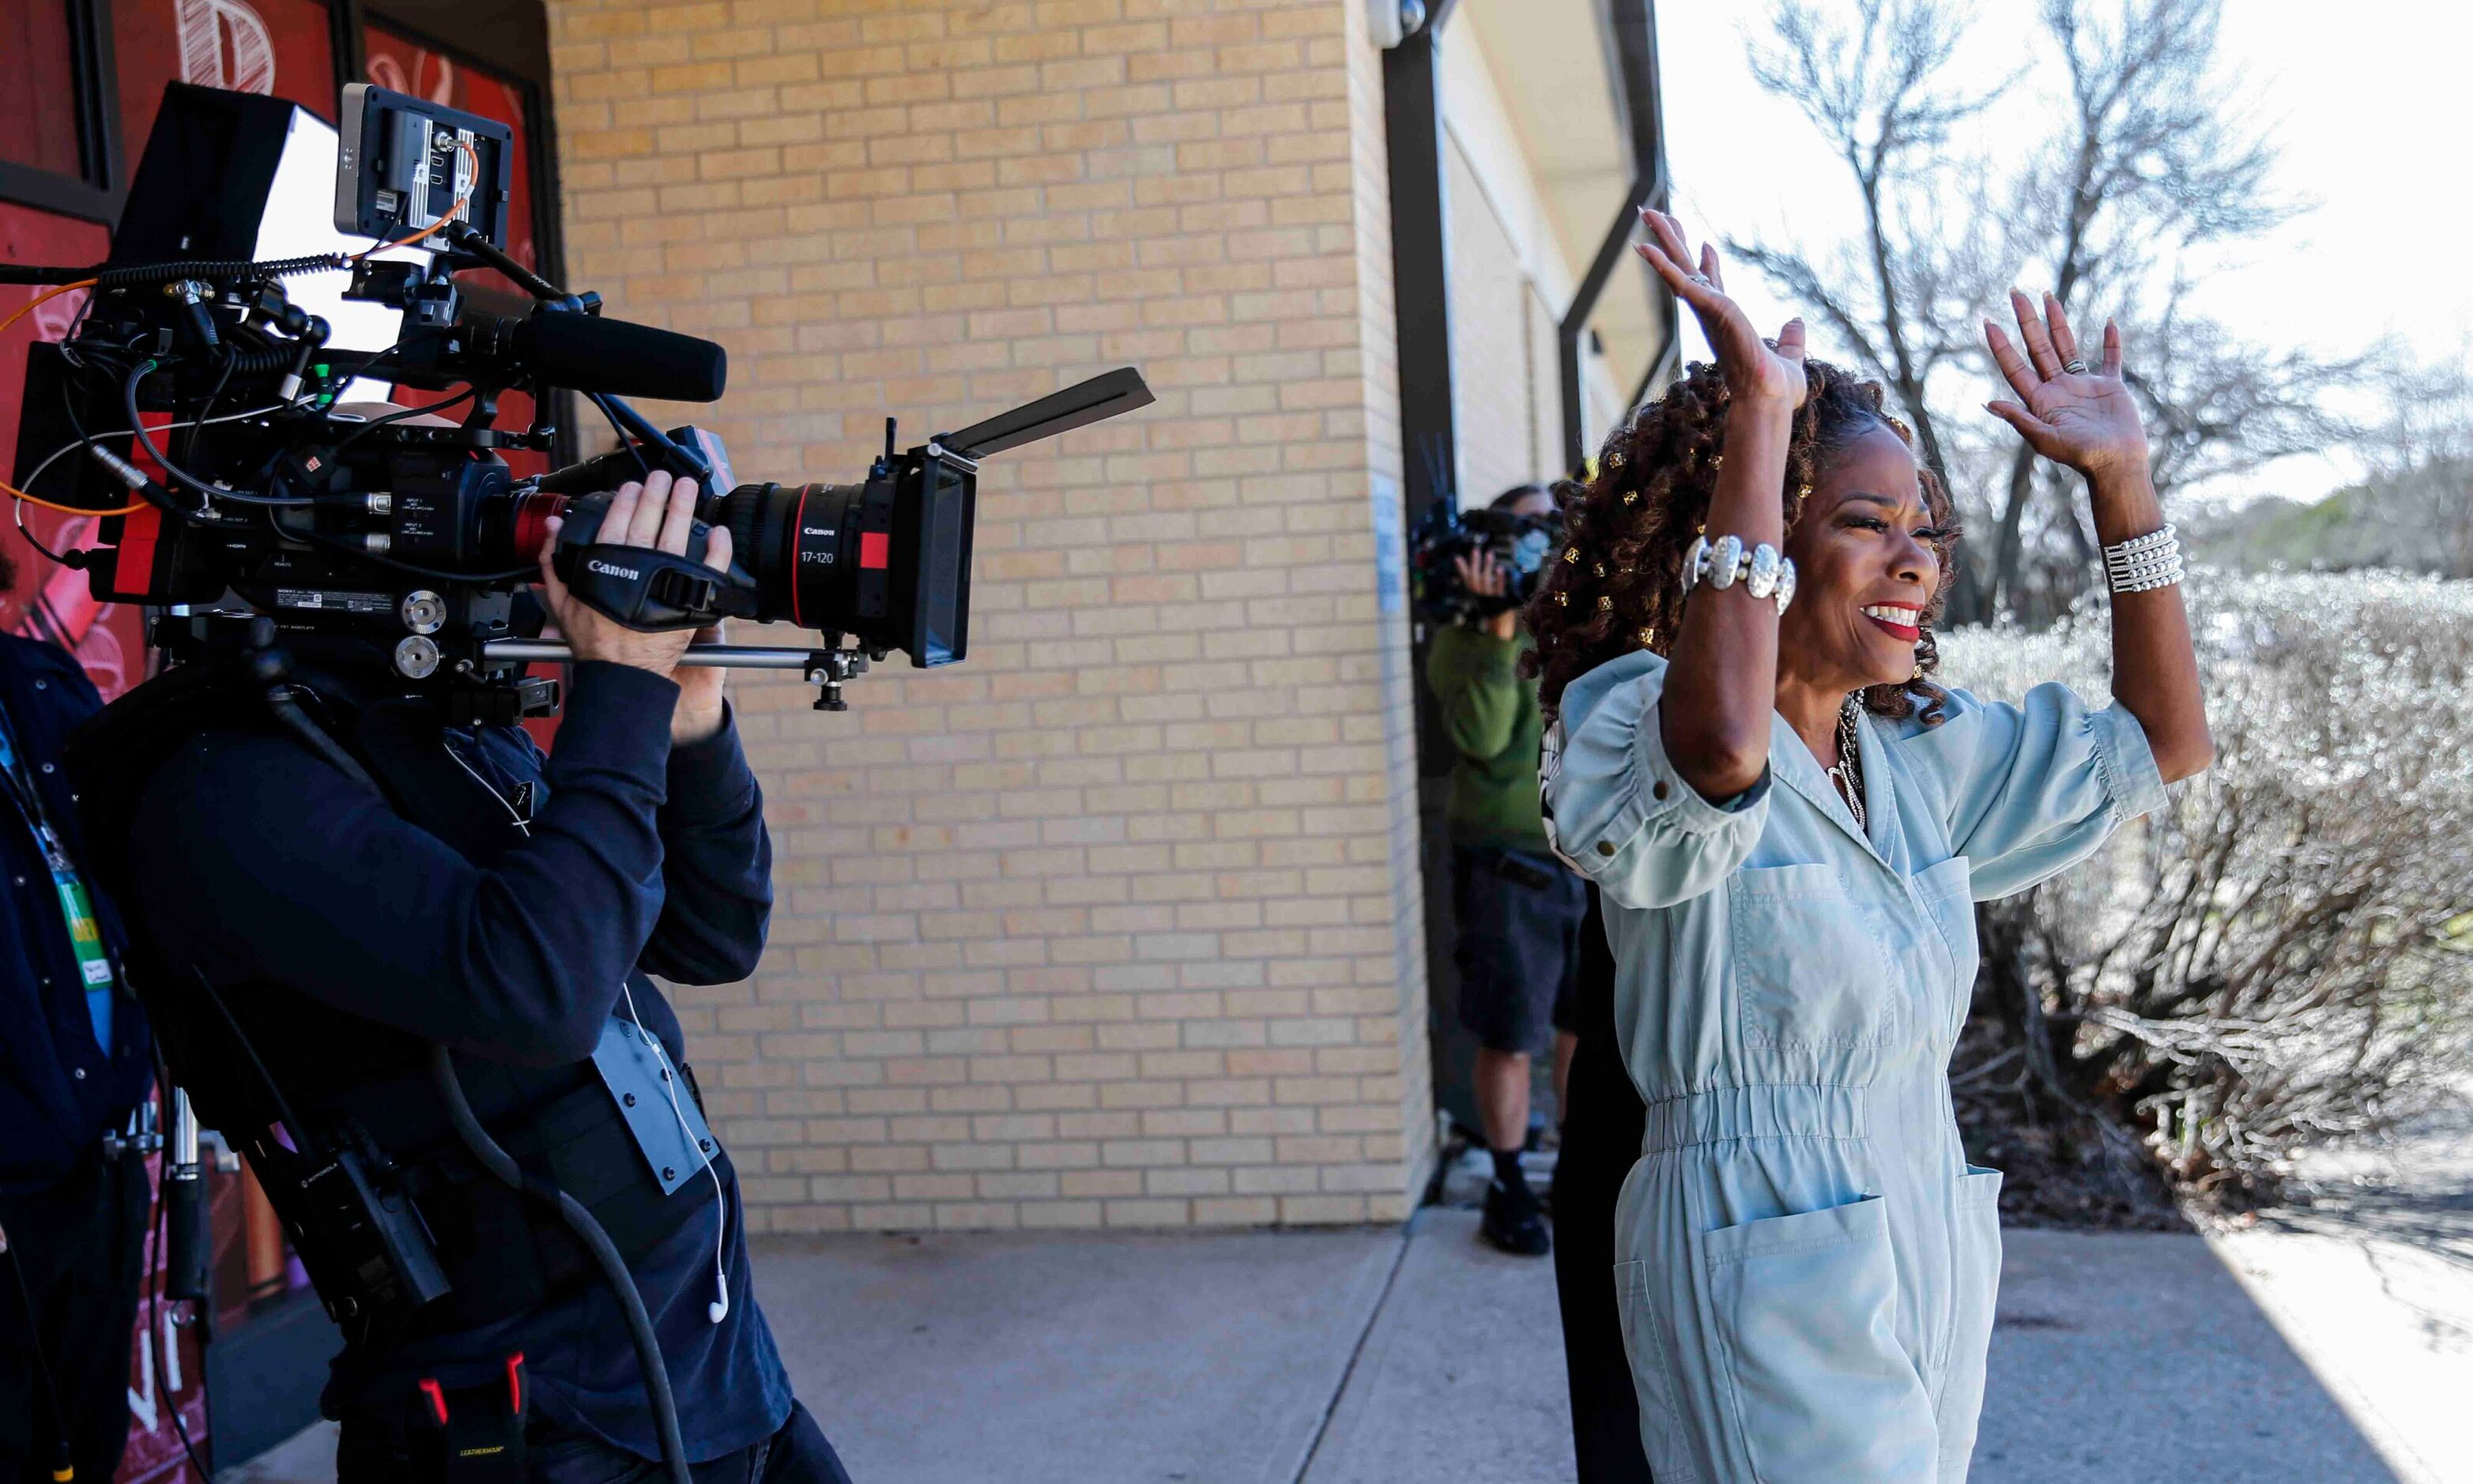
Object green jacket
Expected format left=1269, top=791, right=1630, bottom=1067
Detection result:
left=1426, top=623, right=1548, bottom=851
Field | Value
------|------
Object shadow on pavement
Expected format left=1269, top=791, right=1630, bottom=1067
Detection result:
left=1977, top=1230, right=2401, bottom=1483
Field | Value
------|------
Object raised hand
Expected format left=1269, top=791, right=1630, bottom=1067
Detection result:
left=1984, top=290, right=2150, bottom=483
left=1634, top=208, right=1807, bottom=410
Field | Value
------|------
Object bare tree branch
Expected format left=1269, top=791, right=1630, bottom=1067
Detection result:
left=1736, top=0, right=2360, bottom=623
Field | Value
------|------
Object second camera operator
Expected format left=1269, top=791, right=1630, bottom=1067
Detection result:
left=1427, top=483, right=1587, bottom=1259
left=114, top=472, right=850, bottom=1482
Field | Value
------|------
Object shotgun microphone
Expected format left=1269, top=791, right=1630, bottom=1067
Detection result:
left=461, top=311, right=729, bottom=403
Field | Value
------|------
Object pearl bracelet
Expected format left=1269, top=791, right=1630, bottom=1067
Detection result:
left=2103, top=524, right=2184, bottom=594
left=1682, top=535, right=1797, bottom=614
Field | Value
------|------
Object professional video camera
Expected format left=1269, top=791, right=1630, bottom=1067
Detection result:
left=1406, top=495, right=1563, bottom=629
left=6, top=81, right=1154, bottom=1483
left=8, top=81, right=1152, bottom=718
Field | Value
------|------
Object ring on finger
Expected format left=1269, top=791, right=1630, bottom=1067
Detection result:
left=2061, top=356, right=2088, bottom=375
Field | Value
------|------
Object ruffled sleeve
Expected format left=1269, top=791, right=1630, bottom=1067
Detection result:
left=1540, top=652, right=1770, bottom=910
left=1894, top=682, right=2169, bottom=902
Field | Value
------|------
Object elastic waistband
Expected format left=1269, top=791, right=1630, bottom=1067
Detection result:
left=1639, top=1084, right=1866, bottom=1154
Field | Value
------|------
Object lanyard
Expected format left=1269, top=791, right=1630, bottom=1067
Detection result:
left=0, top=701, right=118, bottom=1000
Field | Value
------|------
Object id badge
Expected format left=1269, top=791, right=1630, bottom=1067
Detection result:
left=32, top=820, right=114, bottom=990
left=54, top=871, right=115, bottom=988
left=589, top=1014, right=717, bottom=1197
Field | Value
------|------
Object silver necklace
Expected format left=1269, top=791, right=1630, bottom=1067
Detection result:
left=1826, top=697, right=1866, bottom=830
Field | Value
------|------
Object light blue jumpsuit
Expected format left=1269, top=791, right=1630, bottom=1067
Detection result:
left=1540, top=652, right=2166, bottom=1482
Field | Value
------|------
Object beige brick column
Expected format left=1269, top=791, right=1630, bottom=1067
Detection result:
left=545, top=0, right=1431, bottom=1231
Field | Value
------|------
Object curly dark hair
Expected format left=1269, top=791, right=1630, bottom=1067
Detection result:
left=1523, top=355, right=1962, bottom=727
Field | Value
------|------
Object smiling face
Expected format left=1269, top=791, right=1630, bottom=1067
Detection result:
left=1778, top=424, right=1946, bottom=695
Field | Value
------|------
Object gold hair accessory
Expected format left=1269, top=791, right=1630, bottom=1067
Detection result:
left=1597, top=595, right=1612, bottom=610
left=1564, top=547, right=1581, bottom=563
left=1593, top=563, right=1605, bottom=578
left=1608, top=450, right=1626, bottom=469
left=1638, top=626, right=1657, bottom=647
left=1709, top=452, right=1724, bottom=473
left=1555, top=591, right=1569, bottom=606
left=1911, top=662, right=1924, bottom=683
left=1796, top=484, right=1812, bottom=501
left=1623, top=490, right=1639, bottom=506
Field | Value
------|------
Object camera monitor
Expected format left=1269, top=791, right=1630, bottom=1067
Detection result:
left=108, top=82, right=430, bottom=358
left=334, top=83, right=515, bottom=253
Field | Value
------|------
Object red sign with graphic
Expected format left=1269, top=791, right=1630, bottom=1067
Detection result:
left=9, top=5, right=566, bottom=1463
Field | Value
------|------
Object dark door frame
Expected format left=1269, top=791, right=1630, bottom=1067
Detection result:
left=0, top=0, right=127, bottom=223
left=1559, top=0, right=1676, bottom=474
left=1382, top=0, right=1676, bottom=1149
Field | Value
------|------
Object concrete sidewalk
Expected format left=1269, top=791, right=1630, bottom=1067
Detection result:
left=229, top=1181, right=2452, bottom=1483
left=236, top=1102, right=2473, bottom=1484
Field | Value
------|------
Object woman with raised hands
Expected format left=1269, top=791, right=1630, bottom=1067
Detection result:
left=1529, top=209, right=2209, bottom=1482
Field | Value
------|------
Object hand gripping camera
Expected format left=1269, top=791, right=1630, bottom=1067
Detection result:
left=8, top=81, right=1153, bottom=718
left=1406, top=497, right=1563, bottom=629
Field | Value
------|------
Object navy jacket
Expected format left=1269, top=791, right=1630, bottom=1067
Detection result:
left=0, top=633, right=149, bottom=1196
left=126, top=660, right=790, bottom=1460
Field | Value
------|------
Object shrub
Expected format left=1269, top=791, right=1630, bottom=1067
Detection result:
left=1940, top=572, right=2473, bottom=1212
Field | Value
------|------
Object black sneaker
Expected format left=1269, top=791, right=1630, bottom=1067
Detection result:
left=1481, top=1177, right=1551, bottom=1256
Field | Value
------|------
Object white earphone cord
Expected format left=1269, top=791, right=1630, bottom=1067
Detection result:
left=621, top=982, right=730, bottom=1324
left=436, top=735, right=729, bottom=1324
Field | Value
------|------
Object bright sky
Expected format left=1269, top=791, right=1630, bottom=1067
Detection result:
left=1652, top=0, right=2468, bottom=508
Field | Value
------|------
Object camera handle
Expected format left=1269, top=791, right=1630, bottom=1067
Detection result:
left=481, top=639, right=875, bottom=711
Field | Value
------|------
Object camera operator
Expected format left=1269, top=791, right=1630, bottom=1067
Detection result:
left=0, top=554, right=151, bottom=1484
left=117, top=470, right=853, bottom=1482
left=1427, top=483, right=1586, bottom=1258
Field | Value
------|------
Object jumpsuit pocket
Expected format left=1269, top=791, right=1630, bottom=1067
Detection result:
left=1696, top=1196, right=1938, bottom=1483
left=1934, top=1166, right=2006, bottom=1473
left=1728, top=864, right=1894, bottom=1051
left=1612, top=1259, right=1702, bottom=1482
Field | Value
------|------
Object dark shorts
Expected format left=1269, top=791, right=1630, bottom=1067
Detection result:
left=1452, top=843, right=1588, bottom=1054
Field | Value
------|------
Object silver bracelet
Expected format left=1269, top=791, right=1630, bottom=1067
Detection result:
left=2103, top=524, right=2184, bottom=594
left=1683, top=535, right=1797, bottom=614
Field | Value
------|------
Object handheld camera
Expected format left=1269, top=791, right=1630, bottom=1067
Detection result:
left=1408, top=499, right=1563, bottom=629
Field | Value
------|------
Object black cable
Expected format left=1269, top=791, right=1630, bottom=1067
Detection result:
left=183, top=354, right=239, bottom=466
left=119, top=361, right=311, bottom=509
left=2, top=1233, right=76, bottom=1482
left=12, top=499, right=73, bottom=566
left=187, top=967, right=330, bottom=1163
left=262, top=690, right=381, bottom=793
left=587, top=394, right=651, bottom=476
left=91, top=254, right=347, bottom=292
left=0, top=263, right=102, bottom=285
left=428, top=1045, right=692, bottom=1484
left=269, top=510, right=537, bottom=586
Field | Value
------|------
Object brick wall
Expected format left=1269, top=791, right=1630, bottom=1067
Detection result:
left=545, top=0, right=1432, bottom=1232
